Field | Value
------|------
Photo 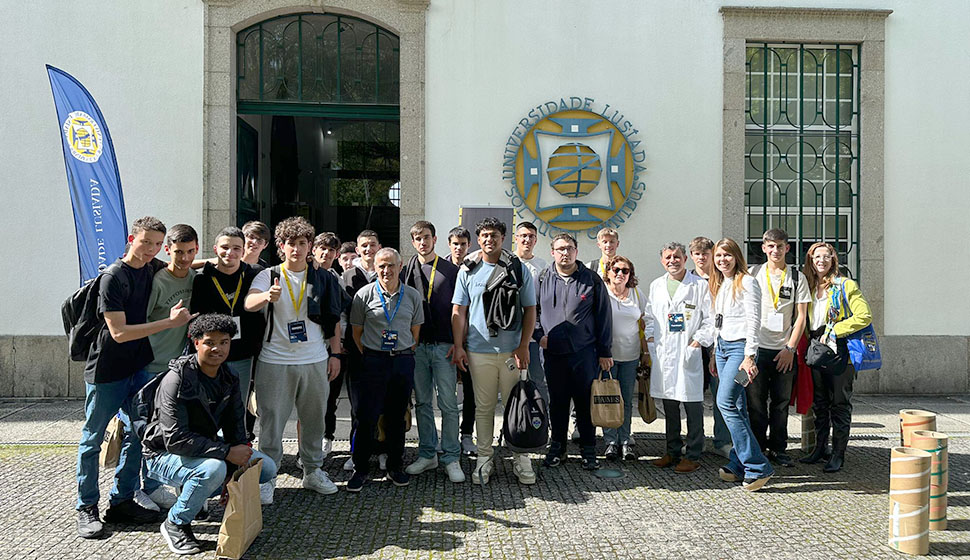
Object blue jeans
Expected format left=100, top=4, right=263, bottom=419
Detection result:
left=227, top=358, right=254, bottom=409
left=413, top=343, right=460, bottom=464
left=603, top=359, right=638, bottom=445
left=707, top=374, right=732, bottom=448
left=147, top=450, right=276, bottom=525
left=527, top=341, right=549, bottom=406
left=76, top=368, right=153, bottom=509
left=714, top=338, right=773, bottom=480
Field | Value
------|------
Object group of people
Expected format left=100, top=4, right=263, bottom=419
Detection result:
left=72, top=215, right=873, bottom=555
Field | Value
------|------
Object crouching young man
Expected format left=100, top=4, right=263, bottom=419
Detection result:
left=141, top=313, right=277, bottom=555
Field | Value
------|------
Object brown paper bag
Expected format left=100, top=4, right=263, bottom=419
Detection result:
left=636, top=367, right=657, bottom=424
left=216, top=458, right=263, bottom=560
left=377, top=402, right=412, bottom=443
left=99, top=415, right=123, bottom=469
left=591, top=370, right=624, bottom=429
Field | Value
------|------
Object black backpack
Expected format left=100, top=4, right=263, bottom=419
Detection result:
left=60, top=263, right=121, bottom=362
left=502, top=370, right=549, bottom=453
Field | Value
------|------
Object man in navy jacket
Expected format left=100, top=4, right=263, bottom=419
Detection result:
left=534, top=233, right=613, bottom=470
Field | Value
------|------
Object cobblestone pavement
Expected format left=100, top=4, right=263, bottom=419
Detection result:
left=0, top=394, right=968, bottom=559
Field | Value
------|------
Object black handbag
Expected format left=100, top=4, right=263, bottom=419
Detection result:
left=805, top=335, right=848, bottom=375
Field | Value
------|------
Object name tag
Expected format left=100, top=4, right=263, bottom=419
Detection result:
left=232, top=316, right=242, bottom=340
left=779, top=286, right=793, bottom=300
left=381, top=329, right=399, bottom=351
left=288, top=320, right=308, bottom=344
left=667, top=313, right=685, bottom=333
left=766, top=311, right=784, bottom=332
left=684, top=303, right=696, bottom=310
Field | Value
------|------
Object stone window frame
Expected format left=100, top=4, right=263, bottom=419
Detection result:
left=202, top=0, right=428, bottom=252
left=721, top=6, right=890, bottom=332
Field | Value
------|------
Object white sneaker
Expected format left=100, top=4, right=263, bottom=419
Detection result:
left=259, top=478, right=276, bottom=505
left=405, top=455, right=438, bottom=475
left=513, top=454, right=536, bottom=485
left=343, top=457, right=355, bottom=471
left=302, top=468, right=338, bottom=495
left=322, top=438, right=333, bottom=459
left=378, top=453, right=388, bottom=471
left=444, top=461, right=465, bottom=483
left=147, top=486, right=178, bottom=509
left=471, top=458, right=493, bottom=485
left=133, top=489, right=160, bottom=512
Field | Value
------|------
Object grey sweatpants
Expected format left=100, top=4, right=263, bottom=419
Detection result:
left=254, top=359, right=330, bottom=472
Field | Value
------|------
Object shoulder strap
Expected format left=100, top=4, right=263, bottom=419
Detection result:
left=266, top=266, right=281, bottom=343
left=507, top=254, right=523, bottom=288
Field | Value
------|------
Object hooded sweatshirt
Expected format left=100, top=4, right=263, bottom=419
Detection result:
left=533, top=261, right=612, bottom=357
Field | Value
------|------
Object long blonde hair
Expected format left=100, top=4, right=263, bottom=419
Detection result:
left=709, top=238, right=748, bottom=303
left=803, top=242, right=841, bottom=294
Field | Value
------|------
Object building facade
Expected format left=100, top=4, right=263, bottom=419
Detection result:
left=1, top=0, right=968, bottom=396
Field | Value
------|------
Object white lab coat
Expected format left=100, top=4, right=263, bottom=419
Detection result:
left=643, top=271, right=715, bottom=402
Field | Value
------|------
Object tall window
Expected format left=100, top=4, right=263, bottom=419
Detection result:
left=744, top=43, right=860, bottom=277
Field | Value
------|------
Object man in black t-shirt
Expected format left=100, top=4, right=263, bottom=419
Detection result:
left=76, top=216, right=196, bottom=540
left=190, top=227, right=263, bottom=411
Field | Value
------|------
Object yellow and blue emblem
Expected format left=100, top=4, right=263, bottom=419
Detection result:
left=63, top=111, right=103, bottom=164
left=504, top=98, right=646, bottom=238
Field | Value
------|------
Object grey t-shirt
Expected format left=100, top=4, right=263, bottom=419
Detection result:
left=350, top=282, right=425, bottom=351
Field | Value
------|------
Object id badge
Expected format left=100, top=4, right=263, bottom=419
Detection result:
left=667, top=313, right=685, bottom=333
left=232, top=316, right=242, bottom=340
left=779, top=286, right=793, bottom=300
left=381, top=329, right=399, bottom=351
left=288, top=320, right=308, bottom=344
left=766, top=311, right=784, bottom=332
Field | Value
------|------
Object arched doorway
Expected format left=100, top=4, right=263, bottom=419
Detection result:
left=234, top=13, right=401, bottom=251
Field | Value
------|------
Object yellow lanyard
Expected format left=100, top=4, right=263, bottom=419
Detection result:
left=765, top=265, right=787, bottom=310
left=598, top=258, right=606, bottom=277
left=425, top=255, right=439, bottom=302
left=281, top=264, right=308, bottom=316
left=212, top=275, right=243, bottom=313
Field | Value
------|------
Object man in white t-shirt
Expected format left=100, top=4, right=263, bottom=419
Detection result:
left=748, top=229, right=810, bottom=467
left=514, top=221, right=549, bottom=406
left=244, top=217, right=342, bottom=500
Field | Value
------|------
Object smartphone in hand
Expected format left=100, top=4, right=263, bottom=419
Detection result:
left=733, top=369, right=750, bottom=387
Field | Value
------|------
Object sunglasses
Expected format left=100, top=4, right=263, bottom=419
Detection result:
left=611, top=267, right=631, bottom=275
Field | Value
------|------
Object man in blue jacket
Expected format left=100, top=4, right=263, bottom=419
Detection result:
left=535, top=233, right=613, bottom=469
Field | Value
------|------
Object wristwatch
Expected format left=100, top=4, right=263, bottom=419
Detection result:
left=784, top=345, right=797, bottom=354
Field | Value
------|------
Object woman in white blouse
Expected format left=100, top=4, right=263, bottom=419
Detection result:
left=709, top=238, right=774, bottom=491
left=601, top=255, right=648, bottom=460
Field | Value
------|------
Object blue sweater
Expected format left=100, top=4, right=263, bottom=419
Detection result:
left=533, top=261, right=612, bottom=357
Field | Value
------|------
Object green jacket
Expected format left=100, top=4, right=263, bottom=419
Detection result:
left=808, top=278, right=872, bottom=338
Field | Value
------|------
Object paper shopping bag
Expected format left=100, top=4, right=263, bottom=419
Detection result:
left=99, top=414, right=123, bottom=469
left=216, top=458, right=263, bottom=559
left=590, top=370, right=624, bottom=429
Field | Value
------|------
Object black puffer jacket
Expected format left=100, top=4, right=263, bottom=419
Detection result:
left=140, top=355, right=246, bottom=459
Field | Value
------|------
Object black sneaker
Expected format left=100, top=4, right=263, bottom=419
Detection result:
left=387, top=470, right=410, bottom=487
left=160, top=519, right=202, bottom=555
left=581, top=456, right=601, bottom=470
left=604, top=443, right=619, bottom=460
left=104, top=498, right=163, bottom=524
left=768, top=450, right=795, bottom=467
left=77, top=504, right=104, bottom=539
left=543, top=451, right=564, bottom=468
left=346, top=470, right=366, bottom=493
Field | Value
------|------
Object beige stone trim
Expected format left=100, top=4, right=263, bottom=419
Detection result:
left=721, top=7, right=890, bottom=332
left=202, top=0, right=427, bottom=253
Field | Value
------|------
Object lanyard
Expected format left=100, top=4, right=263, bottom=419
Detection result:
left=764, top=265, right=787, bottom=310
left=425, top=255, right=439, bottom=302
left=212, top=275, right=243, bottom=313
left=598, top=258, right=606, bottom=277
left=281, top=264, right=308, bottom=316
left=376, top=282, right=404, bottom=325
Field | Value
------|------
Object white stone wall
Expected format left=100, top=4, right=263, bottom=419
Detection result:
left=0, top=0, right=204, bottom=335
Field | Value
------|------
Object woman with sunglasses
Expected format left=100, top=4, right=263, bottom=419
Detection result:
left=799, top=242, right=871, bottom=473
left=709, top=238, right=773, bottom=491
left=601, top=256, right=648, bottom=460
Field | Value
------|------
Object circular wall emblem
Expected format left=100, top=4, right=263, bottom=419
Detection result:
left=503, top=99, right=646, bottom=238
left=63, top=111, right=103, bottom=163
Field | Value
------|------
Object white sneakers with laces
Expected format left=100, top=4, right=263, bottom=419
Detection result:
left=405, top=456, right=438, bottom=475
left=445, top=461, right=465, bottom=483
left=513, top=454, right=536, bottom=485
left=259, top=478, right=276, bottom=505
left=302, top=468, right=338, bottom=495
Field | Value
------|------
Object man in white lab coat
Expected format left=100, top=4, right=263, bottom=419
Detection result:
left=644, top=242, right=715, bottom=473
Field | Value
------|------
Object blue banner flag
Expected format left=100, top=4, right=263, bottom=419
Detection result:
left=47, top=65, right=128, bottom=285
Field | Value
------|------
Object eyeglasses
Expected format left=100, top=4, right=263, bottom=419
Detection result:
left=611, top=267, right=631, bottom=275
left=553, top=245, right=577, bottom=254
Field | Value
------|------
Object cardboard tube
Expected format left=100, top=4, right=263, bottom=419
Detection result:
left=889, top=447, right=931, bottom=555
left=899, top=410, right=936, bottom=447
left=911, top=430, right=948, bottom=531
left=801, top=409, right=816, bottom=453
